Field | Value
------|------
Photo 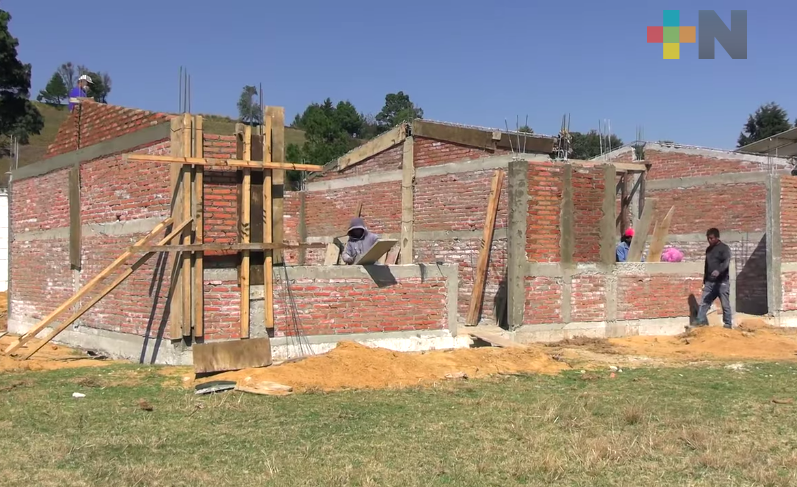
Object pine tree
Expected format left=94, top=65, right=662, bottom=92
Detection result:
left=36, top=72, right=68, bottom=105
left=737, top=103, right=792, bottom=148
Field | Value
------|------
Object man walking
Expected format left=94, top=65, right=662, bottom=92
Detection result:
left=696, top=228, right=733, bottom=328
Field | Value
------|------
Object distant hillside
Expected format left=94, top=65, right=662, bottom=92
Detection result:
left=0, top=102, right=306, bottom=187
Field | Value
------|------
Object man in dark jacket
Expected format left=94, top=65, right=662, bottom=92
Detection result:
left=341, top=217, right=379, bottom=265
left=696, top=227, right=732, bottom=328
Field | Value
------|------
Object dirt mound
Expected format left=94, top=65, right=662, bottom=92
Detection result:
left=204, top=341, right=568, bottom=392
left=609, top=321, right=797, bottom=362
left=0, top=334, right=115, bottom=372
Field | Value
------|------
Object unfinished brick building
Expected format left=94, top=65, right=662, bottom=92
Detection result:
left=6, top=100, right=797, bottom=364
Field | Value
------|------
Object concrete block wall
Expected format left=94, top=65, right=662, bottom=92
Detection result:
left=507, top=159, right=709, bottom=340
left=608, top=144, right=791, bottom=316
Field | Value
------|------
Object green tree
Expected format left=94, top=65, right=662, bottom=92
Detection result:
left=36, top=72, right=68, bottom=105
left=77, top=65, right=112, bottom=103
left=57, top=62, right=76, bottom=91
left=293, top=98, right=362, bottom=164
left=236, top=85, right=260, bottom=125
left=569, top=130, right=623, bottom=160
left=375, top=91, right=423, bottom=132
left=285, top=143, right=305, bottom=188
left=737, top=103, right=792, bottom=148
left=0, top=9, right=43, bottom=153
left=518, top=125, right=533, bottom=133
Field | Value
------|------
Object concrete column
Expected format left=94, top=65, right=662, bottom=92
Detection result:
left=507, top=160, right=529, bottom=330
left=766, top=174, right=782, bottom=317
left=559, top=165, right=574, bottom=323
left=400, top=136, right=415, bottom=264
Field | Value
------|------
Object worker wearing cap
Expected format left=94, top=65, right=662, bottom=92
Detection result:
left=341, top=217, right=379, bottom=265
left=616, top=228, right=634, bottom=262
left=68, top=75, right=92, bottom=112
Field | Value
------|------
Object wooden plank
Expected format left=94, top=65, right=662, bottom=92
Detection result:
left=20, top=219, right=192, bottom=359
left=131, top=242, right=327, bottom=253
left=646, top=205, right=675, bottom=263
left=323, top=243, right=340, bottom=265
left=464, top=329, right=525, bottom=348
left=3, top=217, right=174, bottom=355
left=386, top=246, right=401, bottom=265
left=168, top=116, right=185, bottom=339
left=266, top=107, right=285, bottom=265
left=412, top=120, right=494, bottom=150
left=193, top=115, right=204, bottom=338
left=263, top=113, right=274, bottom=330
left=354, top=240, right=398, bottom=265
left=181, top=114, right=192, bottom=337
left=400, top=136, right=415, bottom=264
left=192, top=337, right=272, bottom=374
left=627, top=199, right=657, bottom=262
left=240, top=125, right=252, bottom=339
left=124, top=154, right=322, bottom=171
left=250, top=169, right=265, bottom=286
left=465, top=170, right=505, bottom=326
left=68, top=165, right=81, bottom=270
left=356, top=202, right=363, bottom=217
left=337, top=124, right=407, bottom=170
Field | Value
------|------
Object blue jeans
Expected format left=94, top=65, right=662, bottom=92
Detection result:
left=696, top=280, right=732, bottom=328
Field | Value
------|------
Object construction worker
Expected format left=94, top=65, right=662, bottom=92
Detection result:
left=341, top=217, right=379, bottom=265
left=616, top=228, right=634, bottom=262
left=696, top=228, right=733, bottom=328
left=68, top=74, right=92, bottom=112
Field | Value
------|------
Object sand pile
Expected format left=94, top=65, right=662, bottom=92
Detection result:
left=0, top=334, right=114, bottom=372
left=609, top=319, right=797, bottom=362
left=204, top=341, right=568, bottom=392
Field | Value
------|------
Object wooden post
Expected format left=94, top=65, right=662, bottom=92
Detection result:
left=169, top=117, right=186, bottom=339
left=627, top=199, right=657, bottom=262
left=263, top=113, right=275, bottom=330
left=400, top=135, right=415, bottom=264
left=466, top=170, right=505, bottom=325
left=181, top=114, right=193, bottom=337
left=193, top=115, right=204, bottom=338
left=240, top=125, right=252, bottom=339
left=266, top=107, right=285, bottom=265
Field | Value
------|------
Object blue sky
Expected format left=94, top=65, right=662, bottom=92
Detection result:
left=4, top=0, right=795, bottom=149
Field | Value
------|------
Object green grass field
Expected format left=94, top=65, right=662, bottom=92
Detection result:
left=0, top=103, right=306, bottom=187
left=1, top=362, right=796, bottom=486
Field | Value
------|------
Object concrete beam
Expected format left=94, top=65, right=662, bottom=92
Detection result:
left=12, top=123, right=172, bottom=181
left=645, top=171, right=789, bottom=191
left=13, top=217, right=167, bottom=242
left=305, top=228, right=508, bottom=244
left=507, top=159, right=529, bottom=330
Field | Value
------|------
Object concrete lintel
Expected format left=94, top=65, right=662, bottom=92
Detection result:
left=665, top=231, right=764, bottom=243
left=514, top=316, right=689, bottom=343
left=603, top=142, right=793, bottom=166
left=306, top=229, right=508, bottom=244
left=13, top=216, right=167, bottom=242
left=305, top=153, right=548, bottom=192
left=526, top=262, right=564, bottom=277
left=614, top=262, right=703, bottom=275
left=269, top=328, right=460, bottom=347
left=645, top=171, right=787, bottom=191
left=12, top=123, right=172, bottom=181
left=207, top=263, right=456, bottom=282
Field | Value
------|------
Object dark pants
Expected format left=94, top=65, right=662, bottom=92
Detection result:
left=696, top=280, right=732, bottom=328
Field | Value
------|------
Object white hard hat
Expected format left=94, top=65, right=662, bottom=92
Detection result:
left=78, top=74, right=93, bottom=83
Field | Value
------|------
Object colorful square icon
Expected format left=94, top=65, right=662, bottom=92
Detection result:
left=647, top=10, right=695, bottom=59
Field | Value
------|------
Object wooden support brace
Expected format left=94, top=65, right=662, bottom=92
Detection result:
left=181, top=113, right=192, bottom=337
left=20, top=219, right=192, bottom=359
left=263, top=112, right=275, bottom=330
left=647, top=206, right=675, bottom=263
left=124, top=154, right=322, bottom=172
left=3, top=217, right=174, bottom=355
left=266, top=107, right=285, bottom=265
left=193, top=115, right=204, bottom=338
left=240, top=125, right=252, bottom=339
left=627, top=199, right=657, bottom=262
left=466, top=170, right=504, bottom=325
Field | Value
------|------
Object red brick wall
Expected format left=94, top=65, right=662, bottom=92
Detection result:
left=11, top=168, right=70, bottom=234
left=414, top=169, right=508, bottom=232
left=203, top=135, right=239, bottom=256
left=304, top=181, right=401, bottom=238
left=617, top=274, right=703, bottom=321
left=647, top=183, right=766, bottom=235
left=782, top=272, right=797, bottom=312
left=523, top=276, right=563, bottom=325
left=9, top=239, right=72, bottom=323
left=526, top=163, right=563, bottom=262
left=414, top=137, right=507, bottom=168
left=46, top=101, right=172, bottom=158
left=571, top=275, right=606, bottom=321
left=204, top=279, right=242, bottom=340
left=608, top=148, right=775, bottom=180
left=272, top=273, right=449, bottom=336
left=572, top=167, right=606, bottom=262
left=780, top=176, right=797, bottom=262
left=316, top=144, right=403, bottom=181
